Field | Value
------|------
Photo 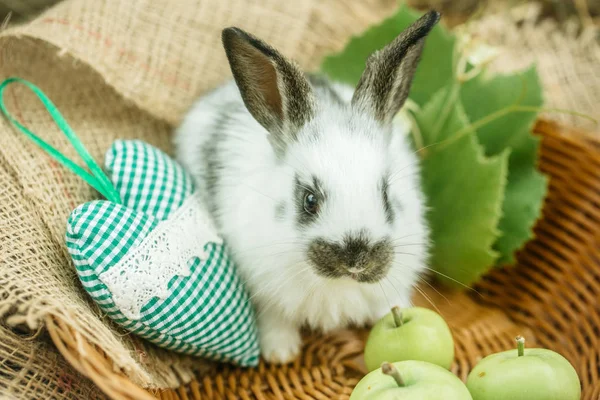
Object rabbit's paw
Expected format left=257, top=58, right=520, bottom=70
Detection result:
left=259, top=316, right=301, bottom=364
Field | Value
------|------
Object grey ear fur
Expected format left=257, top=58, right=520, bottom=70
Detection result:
left=351, top=10, right=441, bottom=124
left=221, top=27, right=315, bottom=155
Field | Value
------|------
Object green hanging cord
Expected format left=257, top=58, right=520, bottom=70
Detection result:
left=0, top=77, right=121, bottom=204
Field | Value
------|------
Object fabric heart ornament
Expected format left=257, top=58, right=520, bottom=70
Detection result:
left=67, top=140, right=260, bottom=366
left=0, top=78, right=260, bottom=367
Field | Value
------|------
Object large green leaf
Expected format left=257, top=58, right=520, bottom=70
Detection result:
left=413, top=87, right=509, bottom=287
left=460, top=68, right=547, bottom=264
left=320, top=4, right=455, bottom=106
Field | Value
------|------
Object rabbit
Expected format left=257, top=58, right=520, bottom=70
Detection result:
left=174, top=10, right=440, bottom=364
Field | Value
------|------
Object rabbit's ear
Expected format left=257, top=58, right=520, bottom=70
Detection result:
left=351, top=10, right=440, bottom=125
left=222, top=27, right=315, bottom=154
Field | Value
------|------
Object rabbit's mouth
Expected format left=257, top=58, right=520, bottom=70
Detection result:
left=307, top=234, right=393, bottom=283
left=349, top=266, right=391, bottom=283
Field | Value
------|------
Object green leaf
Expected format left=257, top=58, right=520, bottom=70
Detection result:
left=320, top=4, right=455, bottom=106
left=493, top=166, right=547, bottom=264
left=460, top=67, right=548, bottom=264
left=412, top=87, right=509, bottom=287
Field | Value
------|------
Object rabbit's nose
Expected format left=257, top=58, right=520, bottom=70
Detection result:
left=341, top=234, right=370, bottom=271
left=307, top=232, right=393, bottom=282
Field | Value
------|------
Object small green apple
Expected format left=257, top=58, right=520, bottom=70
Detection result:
left=350, top=360, right=472, bottom=400
left=364, top=306, right=454, bottom=372
left=466, top=336, right=581, bottom=400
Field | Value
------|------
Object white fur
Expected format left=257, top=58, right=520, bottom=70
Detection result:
left=174, top=79, right=430, bottom=364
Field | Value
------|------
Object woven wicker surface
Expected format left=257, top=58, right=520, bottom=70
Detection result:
left=44, top=120, right=600, bottom=400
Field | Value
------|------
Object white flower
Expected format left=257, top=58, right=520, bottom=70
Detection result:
left=467, top=41, right=500, bottom=68
left=455, top=32, right=500, bottom=82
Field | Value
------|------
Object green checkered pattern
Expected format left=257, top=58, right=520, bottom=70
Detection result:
left=66, top=140, right=260, bottom=367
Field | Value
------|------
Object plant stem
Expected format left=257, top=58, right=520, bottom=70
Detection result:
left=391, top=306, right=403, bottom=327
left=430, top=105, right=513, bottom=156
left=381, top=362, right=405, bottom=387
left=514, top=106, right=598, bottom=124
left=421, top=103, right=598, bottom=160
left=516, top=335, right=525, bottom=357
left=430, top=81, right=461, bottom=143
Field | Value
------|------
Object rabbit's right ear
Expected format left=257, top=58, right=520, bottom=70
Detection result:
left=222, top=28, right=315, bottom=155
left=351, top=10, right=440, bottom=125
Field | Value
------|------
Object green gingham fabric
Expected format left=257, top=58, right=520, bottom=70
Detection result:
left=66, top=140, right=260, bottom=367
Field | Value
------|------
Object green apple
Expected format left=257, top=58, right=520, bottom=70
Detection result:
left=364, top=306, right=454, bottom=372
left=350, top=360, right=472, bottom=399
left=466, top=336, right=581, bottom=400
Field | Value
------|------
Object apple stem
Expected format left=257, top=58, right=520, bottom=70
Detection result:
left=516, top=335, right=525, bottom=357
left=381, top=362, right=405, bottom=387
left=391, top=306, right=403, bottom=327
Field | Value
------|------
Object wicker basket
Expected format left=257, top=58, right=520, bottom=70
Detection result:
left=44, top=119, right=600, bottom=400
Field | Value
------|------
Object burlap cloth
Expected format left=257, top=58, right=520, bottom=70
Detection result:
left=0, top=0, right=598, bottom=398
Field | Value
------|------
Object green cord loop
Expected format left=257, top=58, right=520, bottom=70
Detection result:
left=0, top=77, right=121, bottom=204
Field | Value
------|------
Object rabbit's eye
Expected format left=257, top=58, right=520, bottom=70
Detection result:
left=303, top=192, right=320, bottom=215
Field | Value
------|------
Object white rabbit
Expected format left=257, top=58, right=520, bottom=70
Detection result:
left=174, top=11, right=439, bottom=364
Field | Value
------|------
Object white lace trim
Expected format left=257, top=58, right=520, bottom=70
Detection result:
left=98, top=192, right=223, bottom=320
